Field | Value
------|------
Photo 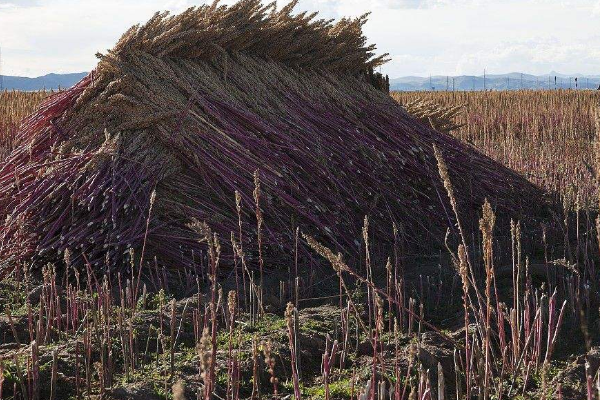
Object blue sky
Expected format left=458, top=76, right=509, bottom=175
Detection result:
left=0, top=0, right=599, bottom=77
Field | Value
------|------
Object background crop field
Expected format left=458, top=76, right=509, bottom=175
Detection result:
left=0, top=91, right=49, bottom=159
left=393, top=90, right=600, bottom=208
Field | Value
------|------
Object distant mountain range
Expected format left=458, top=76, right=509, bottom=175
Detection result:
left=0, top=72, right=88, bottom=91
left=391, top=72, right=600, bottom=91
left=1, top=71, right=599, bottom=92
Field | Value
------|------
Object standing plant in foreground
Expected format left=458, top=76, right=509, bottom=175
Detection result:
left=322, top=337, right=338, bottom=400
left=263, top=340, right=279, bottom=396
left=480, top=199, right=496, bottom=400
left=455, top=244, right=471, bottom=400
left=286, top=303, right=301, bottom=400
left=434, top=144, right=485, bottom=316
left=254, top=170, right=265, bottom=317
left=190, top=220, right=221, bottom=400
left=197, top=327, right=210, bottom=399
left=227, top=290, right=238, bottom=400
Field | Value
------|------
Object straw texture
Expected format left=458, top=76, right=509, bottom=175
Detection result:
left=0, top=0, right=543, bottom=275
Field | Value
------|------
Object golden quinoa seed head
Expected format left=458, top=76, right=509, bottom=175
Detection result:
left=197, top=327, right=212, bottom=382
left=227, top=290, right=237, bottom=316
left=385, top=256, right=392, bottom=274
left=285, top=302, right=295, bottom=327
left=375, top=293, right=384, bottom=332
left=303, top=233, right=349, bottom=273
left=235, top=190, right=242, bottom=213
left=458, top=244, right=469, bottom=292
left=433, top=143, right=455, bottom=208
left=479, top=198, right=496, bottom=251
left=63, top=248, right=71, bottom=268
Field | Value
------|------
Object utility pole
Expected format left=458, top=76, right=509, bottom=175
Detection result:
left=483, top=69, right=486, bottom=91
left=446, top=76, right=449, bottom=91
left=520, top=73, right=523, bottom=89
left=507, top=77, right=510, bottom=90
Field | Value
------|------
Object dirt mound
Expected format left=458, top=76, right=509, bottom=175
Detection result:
left=0, top=0, right=543, bottom=275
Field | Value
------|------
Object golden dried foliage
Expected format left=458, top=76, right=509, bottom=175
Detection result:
left=108, top=0, right=388, bottom=74
left=302, top=233, right=349, bottom=274
left=0, top=91, right=49, bottom=158
left=395, top=97, right=463, bottom=133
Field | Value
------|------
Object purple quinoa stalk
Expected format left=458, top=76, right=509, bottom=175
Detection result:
left=322, top=337, right=338, bottom=400
left=286, top=303, right=301, bottom=400
left=253, top=170, right=265, bottom=317
left=227, top=291, right=237, bottom=400
left=479, top=199, right=495, bottom=400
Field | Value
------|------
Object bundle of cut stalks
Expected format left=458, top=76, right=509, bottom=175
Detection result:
left=0, top=0, right=544, bottom=276
left=396, top=97, right=463, bottom=134
left=110, top=0, right=389, bottom=73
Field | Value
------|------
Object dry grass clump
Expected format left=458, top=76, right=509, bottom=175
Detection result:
left=0, top=91, right=48, bottom=158
left=393, top=90, right=600, bottom=207
left=110, top=0, right=389, bottom=74
left=397, top=98, right=463, bottom=133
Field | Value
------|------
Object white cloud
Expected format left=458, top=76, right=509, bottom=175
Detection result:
left=0, top=0, right=40, bottom=7
left=364, top=0, right=600, bottom=76
left=0, top=0, right=202, bottom=76
left=0, top=0, right=599, bottom=77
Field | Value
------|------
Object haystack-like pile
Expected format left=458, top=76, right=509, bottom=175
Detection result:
left=0, top=1, right=543, bottom=275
